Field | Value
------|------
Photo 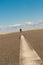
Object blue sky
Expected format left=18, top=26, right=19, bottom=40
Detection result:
left=0, top=0, right=43, bottom=26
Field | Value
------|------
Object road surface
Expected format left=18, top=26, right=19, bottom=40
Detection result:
left=19, top=35, right=43, bottom=65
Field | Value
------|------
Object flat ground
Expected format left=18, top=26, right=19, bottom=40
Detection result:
left=0, top=32, right=20, bottom=65
left=23, top=29, right=43, bottom=61
left=0, top=29, right=43, bottom=65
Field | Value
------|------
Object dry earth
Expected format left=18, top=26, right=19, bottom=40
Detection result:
left=0, top=29, right=43, bottom=65
left=0, top=32, right=20, bottom=65
left=23, top=29, right=43, bottom=61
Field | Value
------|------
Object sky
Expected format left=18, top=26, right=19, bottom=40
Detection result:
left=0, top=0, right=43, bottom=33
left=0, top=0, right=43, bottom=26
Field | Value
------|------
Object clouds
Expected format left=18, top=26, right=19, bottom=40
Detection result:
left=25, top=22, right=33, bottom=25
left=0, top=21, right=43, bottom=28
left=7, top=22, right=34, bottom=28
left=9, top=24, right=25, bottom=27
left=0, top=21, right=43, bottom=34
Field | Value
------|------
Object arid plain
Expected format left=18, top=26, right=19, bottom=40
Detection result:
left=0, top=29, right=43, bottom=65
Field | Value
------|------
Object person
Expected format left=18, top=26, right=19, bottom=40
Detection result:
left=20, top=28, right=22, bottom=32
left=19, top=28, right=22, bottom=39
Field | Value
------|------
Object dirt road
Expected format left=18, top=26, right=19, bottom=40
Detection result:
left=19, top=35, right=43, bottom=65
left=0, top=30, right=43, bottom=65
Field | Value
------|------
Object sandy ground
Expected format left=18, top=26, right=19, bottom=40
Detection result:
left=0, top=29, right=43, bottom=65
left=0, top=32, right=20, bottom=65
left=23, top=29, right=43, bottom=61
left=19, top=35, right=43, bottom=65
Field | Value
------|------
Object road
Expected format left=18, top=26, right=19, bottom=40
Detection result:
left=19, top=35, right=43, bottom=65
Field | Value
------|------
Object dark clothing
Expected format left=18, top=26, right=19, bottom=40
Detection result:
left=20, top=29, right=22, bottom=32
